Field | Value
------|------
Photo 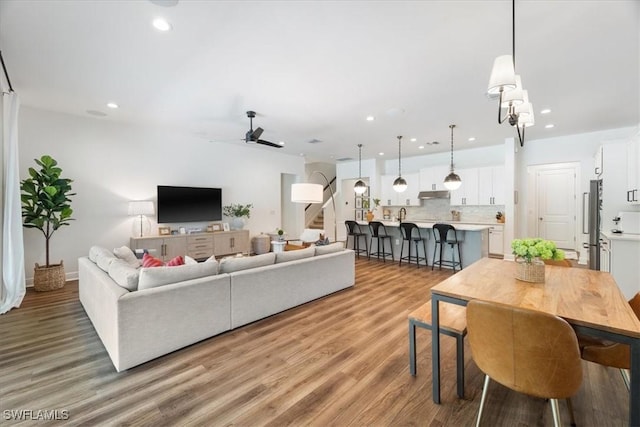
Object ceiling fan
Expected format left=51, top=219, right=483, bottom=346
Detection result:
left=245, top=111, right=282, bottom=148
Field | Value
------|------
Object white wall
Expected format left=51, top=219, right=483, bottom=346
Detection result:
left=18, top=107, right=304, bottom=282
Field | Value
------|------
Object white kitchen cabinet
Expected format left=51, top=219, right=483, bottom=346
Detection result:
left=488, top=225, right=504, bottom=255
left=606, top=234, right=640, bottom=299
left=594, top=145, right=603, bottom=177
left=626, top=138, right=639, bottom=204
left=419, top=165, right=449, bottom=191
left=380, top=173, right=420, bottom=206
left=478, top=166, right=505, bottom=205
left=450, top=168, right=479, bottom=206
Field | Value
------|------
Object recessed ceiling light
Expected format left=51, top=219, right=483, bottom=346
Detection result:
left=153, top=18, right=172, bottom=31
left=418, top=145, right=425, bottom=149
left=468, top=137, right=476, bottom=142
left=545, top=124, right=555, bottom=129
left=540, top=108, right=551, bottom=114
left=410, top=138, right=417, bottom=142
left=366, top=116, right=375, bottom=121
left=106, top=102, right=119, bottom=109
left=378, top=152, right=384, bottom=156
left=278, top=141, right=285, bottom=146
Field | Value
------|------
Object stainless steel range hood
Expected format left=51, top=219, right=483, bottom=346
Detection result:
left=418, top=190, right=450, bottom=199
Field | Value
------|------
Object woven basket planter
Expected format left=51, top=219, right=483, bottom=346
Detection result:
left=33, top=261, right=66, bottom=291
left=515, top=258, right=545, bottom=283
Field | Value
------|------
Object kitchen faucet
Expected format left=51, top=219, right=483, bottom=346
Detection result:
left=399, top=207, right=407, bottom=221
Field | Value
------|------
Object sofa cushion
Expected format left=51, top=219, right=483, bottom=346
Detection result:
left=113, top=246, right=140, bottom=267
left=275, top=246, right=315, bottom=264
left=314, top=242, right=345, bottom=256
left=138, top=262, right=219, bottom=290
left=91, top=246, right=118, bottom=272
left=219, top=252, right=276, bottom=274
left=108, top=259, right=140, bottom=291
left=89, top=246, right=113, bottom=263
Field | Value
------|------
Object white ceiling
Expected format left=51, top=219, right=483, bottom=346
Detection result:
left=1, top=0, right=638, bottom=163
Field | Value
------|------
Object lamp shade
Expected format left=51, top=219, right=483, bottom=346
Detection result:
left=500, top=75, right=524, bottom=107
left=128, top=200, right=154, bottom=216
left=354, top=179, right=367, bottom=194
left=393, top=176, right=407, bottom=193
left=443, top=172, right=462, bottom=190
left=291, top=183, right=323, bottom=203
left=517, top=103, right=535, bottom=127
left=487, top=55, right=516, bottom=95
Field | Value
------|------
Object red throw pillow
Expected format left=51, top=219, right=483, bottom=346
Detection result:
left=142, top=253, right=164, bottom=268
left=166, top=255, right=184, bottom=266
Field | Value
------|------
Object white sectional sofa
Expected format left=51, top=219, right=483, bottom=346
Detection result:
left=79, top=243, right=355, bottom=372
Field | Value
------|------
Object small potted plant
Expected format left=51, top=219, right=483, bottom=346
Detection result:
left=511, top=238, right=565, bottom=283
left=363, top=198, right=381, bottom=222
left=276, top=228, right=285, bottom=241
left=222, top=203, right=253, bottom=230
left=20, top=155, right=75, bottom=291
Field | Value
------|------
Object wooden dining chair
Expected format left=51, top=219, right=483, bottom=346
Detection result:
left=467, top=299, right=582, bottom=427
left=579, top=292, right=640, bottom=390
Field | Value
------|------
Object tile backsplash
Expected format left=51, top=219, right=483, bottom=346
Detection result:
left=380, top=199, right=505, bottom=223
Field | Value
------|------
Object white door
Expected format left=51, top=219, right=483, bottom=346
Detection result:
left=536, top=168, right=577, bottom=249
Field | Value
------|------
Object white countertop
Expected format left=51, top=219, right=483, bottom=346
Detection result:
left=358, top=220, right=491, bottom=232
left=601, top=230, right=640, bottom=242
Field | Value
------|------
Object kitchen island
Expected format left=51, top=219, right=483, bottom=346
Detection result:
left=355, top=220, right=490, bottom=268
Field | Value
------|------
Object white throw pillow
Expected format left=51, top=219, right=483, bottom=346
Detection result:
left=89, top=246, right=113, bottom=263
left=113, top=246, right=140, bottom=267
left=108, top=259, right=140, bottom=291
left=219, top=252, right=276, bottom=274
left=314, top=242, right=345, bottom=256
left=138, top=262, right=219, bottom=290
left=184, top=255, right=198, bottom=265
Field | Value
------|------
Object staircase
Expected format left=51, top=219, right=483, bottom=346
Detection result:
left=309, top=211, right=324, bottom=229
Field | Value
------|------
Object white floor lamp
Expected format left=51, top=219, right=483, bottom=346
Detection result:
left=291, top=171, right=337, bottom=243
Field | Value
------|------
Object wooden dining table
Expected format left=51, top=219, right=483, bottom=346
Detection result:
left=430, top=257, right=640, bottom=426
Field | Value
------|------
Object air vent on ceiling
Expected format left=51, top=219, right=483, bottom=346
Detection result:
left=307, top=138, right=323, bottom=144
left=336, top=157, right=354, bottom=162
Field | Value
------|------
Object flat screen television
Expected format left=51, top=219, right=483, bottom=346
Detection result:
left=157, top=185, right=222, bottom=223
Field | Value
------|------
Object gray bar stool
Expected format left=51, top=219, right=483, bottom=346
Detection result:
left=399, top=222, right=428, bottom=267
left=432, top=223, right=462, bottom=271
left=368, top=221, right=394, bottom=262
left=345, top=220, right=368, bottom=257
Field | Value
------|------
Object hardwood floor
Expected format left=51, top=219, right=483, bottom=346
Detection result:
left=0, top=257, right=630, bottom=426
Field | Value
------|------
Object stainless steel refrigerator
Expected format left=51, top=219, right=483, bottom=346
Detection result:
left=583, top=179, right=602, bottom=270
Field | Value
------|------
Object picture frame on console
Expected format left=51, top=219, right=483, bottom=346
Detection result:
left=223, top=223, right=230, bottom=232
left=211, top=223, right=223, bottom=232
left=158, top=226, right=171, bottom=236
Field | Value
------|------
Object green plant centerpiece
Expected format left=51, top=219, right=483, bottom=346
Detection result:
left=222, top=203, right=252, bottom=230
left=511, top=238, right=565, bottom=283
left=20, top=155, right=75, bottom=291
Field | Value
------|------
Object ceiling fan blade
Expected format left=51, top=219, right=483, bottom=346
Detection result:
left=252, top=127, right=264, bottom=139
left=257, top=139, right=282, bottom=148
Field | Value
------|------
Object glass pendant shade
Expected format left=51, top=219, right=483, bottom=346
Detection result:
left=500, top=75, right=524, bottom=107
left=393, top=176, right=407, bottom=193
left=487, top=55, right=516, bottom=95
left=354, top=179, right=367, bottom=194
left=444, top=172, right=462, bottom=190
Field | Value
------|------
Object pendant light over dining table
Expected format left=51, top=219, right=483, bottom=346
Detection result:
left=393, top=136, right=407, bottom=193
left=443, top=124, right=462, bottom=190
left=354, top=143, right=367, bottom=194
left=487, top=0, right=534, bottom=146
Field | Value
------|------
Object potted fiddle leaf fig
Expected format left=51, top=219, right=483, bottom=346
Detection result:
left=21, top=155, right=75, bottom=291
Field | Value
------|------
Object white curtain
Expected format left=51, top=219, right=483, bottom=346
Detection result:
left=1, top=91, right=25, bottom=314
